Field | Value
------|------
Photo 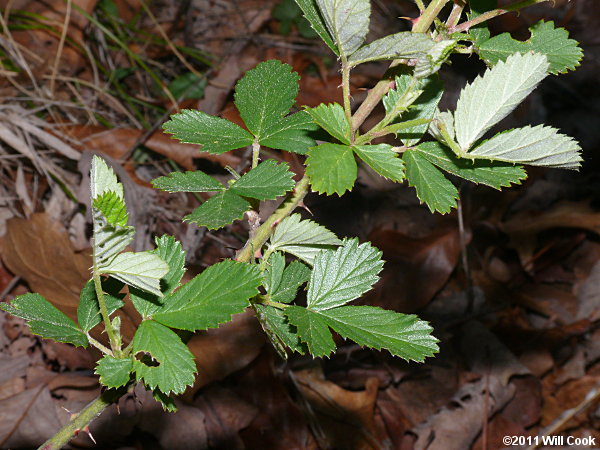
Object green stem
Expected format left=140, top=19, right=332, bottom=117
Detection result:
left=92, top=273, right=122, bottom=356
left=39, top=387, right=127, bottom=450
left=87, top=335, right=113, bottom=356
left=236, top=175, right=310, bottom=263
left=255, top=297, right=288, bottom=310
left=252, top=139, right=260, bottom=169
left=341, top=61, right=353, bottom=142
left=351, top=0, right=448, bottom=133
left=446, top=1, right=465, bottom=29
left=451, top=0, right=551, bottom=33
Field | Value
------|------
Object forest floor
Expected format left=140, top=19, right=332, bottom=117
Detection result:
left=1, top=0, right=600, bottom=448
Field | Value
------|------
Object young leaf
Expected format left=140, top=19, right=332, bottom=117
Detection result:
left=152, top=260, right=262, bottom=331
left=132, top=320, right=196, bottom=395
left=307, top=238, right=383, bottom=311
left=395, top=77, right=444, bottom=146
left=416, top=141, right=526, bottom=189
left=95, top=355, right=133, bottom=388
left=254, top=304, right=305, bottom=354
left=268, top=214, right=342, bottom=265
left=468, top=125, right=582, bottom=169
left=93, top=191, right=128, bottom=226
left=476, top=21, right=583, bottom=75
left=404, top=149, right=458, bottom=214
left=316, top=0, right=370, bottom=57
left=428, top=110, right=455, bottom=145
left=316, top=306, right=439, bottom=361
left=454, top=52, right=549, bottom=151
left=77, top=278, right=125, bottom=333
left=294, top=0, right=338, bottom=54
left=100, top=251, right=169, bottom=296
left=91, top=155, right=123, bottom=200
left=1, top=293, right=88, bottom=347
left=271, top=261, right=311, bottom=304
left=152, top=389, right=178, bottom=413
left=306, top=143, right=357, bottom=195
left=151, top=171, right=225, bottom=193
left=285, top=306, right=336, bottom=357
left=260, top=111, right=318, bottom=154
left=162, top=109, right=254, bottom=154
left=305, top=103, right=351, bottom=144
left=353, top=144, right=405, bottom=182
left=130, top=236, right=186, bottom=318
left=348, top=32, right=435, bottom=66
left=93, top=221, right=135, bottom=268
left=184, top=190, right=250, bottom=230
left=413, top=39, right=456, bottom=78
left=230, top=160, right=295, bottom=200
left=234, top=60, right=299, bottom=140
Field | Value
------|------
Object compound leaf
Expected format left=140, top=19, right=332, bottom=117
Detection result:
left=133, top=320, right=196, bottom=395
left=184, top=190, right=250, bottom=230
left=153, top=260, right=262, bottom=331
left=95, top=355, right=133, bottom=388
left=348, top=32, right=435, bottom=66
left=269, top=213, right=342, bottom=265
left=477, top=21, right=583, bottom=75
left=306, top=143, right=357, bottom=195
left=306, top=103, right=350, bottom=144
left=101, top=251, right=169, bottom=297
left=416, top=141, right=526, bottom=188
left=294, top=0, right=338, bottom=54
left=353, top=144, right=405, bottom=182
left=404, top=149, right=458, bottom=214
left=235, top=60, right=299, bottom=140
left=230, top=160, right=295, bottom=200
left=151, top=171, right=225, bottom=193
left=469, top=125, right=582, bottom=169
left=285, top=306, right=336, bottom=357
left=454, top=52, right=549, bottom=151
left=1, top=293, right=88, bottom=347
left=307, top=238, right=383, bottom=311
left=316, top=0, right=370, bottom=57
left=162, top=109, right=253, bottom=154
left=260, top=111, right=318, bottom=154
left=320, top=306, right=439, bottom=361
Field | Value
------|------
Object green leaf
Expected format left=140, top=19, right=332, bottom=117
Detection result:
left=416, top=141, right=526, bottom=189
left=230, top=160, right=295, bottom=200
left=316, top=0, right=370, bottom=57
left=477, top=21, right=583, bottom=75
left=307, top=238, right=383, bottom=311
left=153, top=260, right=262, bottom=331
left=133, top=320, right=196, bottom=395
left=151, top=171, right=225, bottom=193
left=396, top=76, right=444, bottom=146
left=468, top=125, right=582, bottom=169
left=348, top=32, right=435, bottom=66
left=1, top=293, right=88, bottom=347
left=95, top=355, right=133, bottom=388
left=467, top=0, right=496, bottom=45
left=268, top=213, right=342, bottom=264
left=101, top=251, right=169, bottom=296
left=260, top=111, right=318, bottom=154
left=184, top=190, right=250, bottom=230
left=234, top=60, right=299, bottom=140
left=305, top=103, right=350, bottom=144
left=285, top=306, right=336, bottom=357
left=93, top=191, right=128, bottom=226
left=130, top=236, right=186, bottom=318
left=318, top=306, right=439, bottom=361
left=353, top=144, right=405, bottom=182
left=413, top=39, right=456, bottom=78
left=428, top=109, right=455, bottom=145
left=264, top=251, right=285, bottom=294
left=152, top=389, right=177, bottom=412
left=404, top=149, right=458, bottom=214
left=77, top=278, right=125, bottom=333
left=294, top=0, right=338, bottom=54
left=272, top=261, right=311, bottom=304
left=91, top=155, right=123, bottom=200
left=255, top=304, right=305, bottom=355
left=382, top=72, right=419, bottom=118
left=454, top=52, right=549, bottom=151
left=92, top=220, right=135, bottom=268
left=162, top=109, right=253, bottom=154
left=306, top=143, right=357, bottom=195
